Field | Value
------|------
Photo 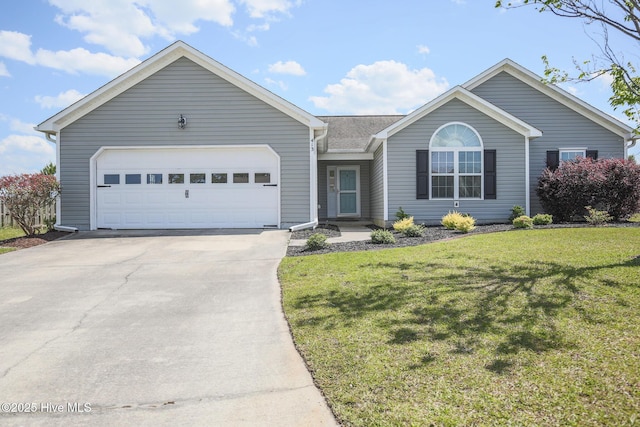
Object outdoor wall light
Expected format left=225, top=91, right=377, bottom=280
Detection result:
left=178, top=114, right=187, bottom=129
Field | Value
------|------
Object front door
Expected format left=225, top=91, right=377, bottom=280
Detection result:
left=337, top=166, right=360, bottom=217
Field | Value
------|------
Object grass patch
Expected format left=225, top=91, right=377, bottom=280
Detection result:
left=0, top=247, right=16, bottom=254
left=279, top=228, right=640, bottom=426
left=0, top=227, right=25, bottom=241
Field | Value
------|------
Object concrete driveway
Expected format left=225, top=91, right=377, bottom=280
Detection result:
left=0, top=230, right=337, bottom=426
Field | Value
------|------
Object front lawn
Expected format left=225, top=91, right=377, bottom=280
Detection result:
left=279, top=228, right=640, bottom=426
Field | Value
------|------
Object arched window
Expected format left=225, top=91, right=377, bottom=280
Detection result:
left=429, top=123, right=483, bottom=199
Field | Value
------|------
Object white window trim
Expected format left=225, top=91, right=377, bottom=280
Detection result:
left=429, top=122, right=484, bottom=200
left=559, top=148, right=587, bottom=162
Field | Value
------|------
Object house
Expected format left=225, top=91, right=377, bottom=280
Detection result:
left=36, top=41, right=635, bottom=231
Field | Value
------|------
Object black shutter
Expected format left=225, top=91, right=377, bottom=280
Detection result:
left=546, top=150, right=560, bottom=170
left=484, top=149, right=497, bottom=200
left=416, top=150, right=429, bottom=199
left=586, top=150, right=598, bottom=160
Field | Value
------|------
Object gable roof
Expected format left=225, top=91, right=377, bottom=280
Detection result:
left=37, top=41, right=325, bottom=136
left=463, top=58, right=634, bottom=139
left=317, top=115, right=404, bottom=152
left=368, top=86, right=543, bottom=152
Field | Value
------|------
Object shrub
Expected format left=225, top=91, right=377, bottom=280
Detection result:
left=395, top=206, right=410, bottom=221
left=441, top=211, right=464, bottom=230
left=393, top=216, right=414, bottom=233
left=629, top=213, right=640, bottom=223
left=532, top=213, right=553, bottom=225
left=509, top=205, right=526, bottom=221
left=0, top=173, right=61, bottom=236
left=371, top=229, right=396, bottom=244
left=537, top=157, right=640, bottom=221
left=402, top=224, right=425, bottom=237
left=584, top=206, right=612, bottom=226
left=513, top=215, right=534, bottom=229
left=305, top=233, right=328, bottom=251
left=455, top=216, right=476, bottom=233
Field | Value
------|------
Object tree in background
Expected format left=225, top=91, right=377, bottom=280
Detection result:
left=41, top=162, right=56, bottom=176
left=495, top=0, right=640, bottom=134
left=0, top=174, right=61, bottom=235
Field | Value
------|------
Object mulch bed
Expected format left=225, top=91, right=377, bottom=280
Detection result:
left=287, top=222, right=640, bottom=257
left=0, top=231, right=71, bottom=250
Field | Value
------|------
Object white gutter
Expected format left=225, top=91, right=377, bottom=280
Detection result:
left=525, top=136, right=531, bottom=216
left=54, top=224, right=78, bottom=232
left=289, top=220, right=318, bottom=232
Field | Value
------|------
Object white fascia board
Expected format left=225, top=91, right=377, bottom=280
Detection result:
left=37, top=41, right=323, bottom=133
left=464, top=58, right=634, bottom=139
left=318, top=152, right=374, bottom=161
left=370, top=86, right=541, bottom=147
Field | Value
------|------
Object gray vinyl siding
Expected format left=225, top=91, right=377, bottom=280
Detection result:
left=317, top=160, right=371, bottom=219
left=370, top=145, right=385, bottom=225
left=58, top=57, right=311, bottom=229
left=386, top=99, right=526, bottom=224
left=470, top=72, right=625, bottom=214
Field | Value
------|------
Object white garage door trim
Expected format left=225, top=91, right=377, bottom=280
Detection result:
left=89, top=145, right=281, bottom=230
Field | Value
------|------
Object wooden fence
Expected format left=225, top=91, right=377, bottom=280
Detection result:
left=0, top=201, right=56, bottom=229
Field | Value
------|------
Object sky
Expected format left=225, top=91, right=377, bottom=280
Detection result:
left=1, top=0, right=638, bottom=176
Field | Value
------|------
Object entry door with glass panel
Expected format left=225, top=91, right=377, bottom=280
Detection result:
left=337, top=166, right=360, bottom=217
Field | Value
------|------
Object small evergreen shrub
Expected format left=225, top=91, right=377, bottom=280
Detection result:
left=532, top=213, right=553, bottom=225
left=455, top=216, right=476, bottom=233
left=628, top=213, right=640, bottom=223
left=402, top=224, right=425, bottom=237
left=393, top=216, right=414, bottom=233
left=509, top=205, right=526, bottom=222
left=441, top=211, right=464, bottom=230
left=584, top=206, right=612, bottom=226
left=513, top=215, right=534, bottom=229
left=395, top=206, right=410, bottom=221
left=371, top=229, right=396, bottom=244
left=305, top=233, right=328, bottom=251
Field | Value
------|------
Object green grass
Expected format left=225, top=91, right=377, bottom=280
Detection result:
left=0, top=227, right=25, bottom=253
left=279, top=228, right=640, bottom=426
left=0, top=226, right=25, bottom=241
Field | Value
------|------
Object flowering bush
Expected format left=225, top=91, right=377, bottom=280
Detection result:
left=537, top=157, right=640, bottom=221
left=0, top=173, right=61, bottom=236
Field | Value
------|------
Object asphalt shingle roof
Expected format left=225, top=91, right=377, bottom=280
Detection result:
left=317, top=115, right=405, bottom=151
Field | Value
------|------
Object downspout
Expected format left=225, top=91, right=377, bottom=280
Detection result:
left=525, top=136, right=531, bottom=216
left=289, top=125, right=328, bottom=232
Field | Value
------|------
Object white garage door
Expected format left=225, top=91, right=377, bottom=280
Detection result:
left=95, top=147, right=279, bottom=229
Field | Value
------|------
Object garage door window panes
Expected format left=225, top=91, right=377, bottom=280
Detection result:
left=211, top=173, right=227, bottom=183
left=147, top=174, right=162, bottom=184
left=190, top=173, right=206, bottom=184
left=233, top=173, right=249, bottom=183
left=169, top=174, right=184, bottom=184
left=104, top=174, right=120, bottom=185
left=125, top=174, right=141, bottom=184
left=255, top=173, right=270, bottom=184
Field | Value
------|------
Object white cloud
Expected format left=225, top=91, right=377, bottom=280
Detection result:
left=0, top=31, right=36, bottom=64
left=50, top=0, right=236, bottom=57
left=0, top=31, right=140, bottom=78
left=309, top=60, right=450, bottom=115
left=0, top=134, right=55, bottom=176
left=0, top=62, right=9, bottom=77
left=268, top=60, right=306, bottom=76
left=417, top=45, right=430, bottom=54
left=35, top=89, right=86, bottom=109
left=239, top=0, right=300, bottom=19
left=8, top=118, right=40, bottom=136
left=265, top=77, right=288, bottom=91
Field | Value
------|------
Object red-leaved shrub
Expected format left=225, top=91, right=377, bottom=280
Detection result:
left=537, top=157, right=640, bottom=221
left=0, top=173, right=61, bottom=235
